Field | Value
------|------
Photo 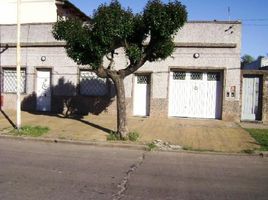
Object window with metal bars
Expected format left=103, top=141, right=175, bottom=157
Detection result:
left=79, top=70, right=108, bottom=96
left=137, top=75, right=150, bottom=84
left=2, top=68, right=26, bottom=93
left=207, top=72, right=220, bottom=81
left=173, top=72, right=186, bottom=80
left=190, top=72, right=203, bottom=80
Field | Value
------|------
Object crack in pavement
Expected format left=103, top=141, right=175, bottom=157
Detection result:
left=112, top=153, right=146, bottom=200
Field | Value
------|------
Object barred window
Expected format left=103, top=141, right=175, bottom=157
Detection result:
left=207, top=72, right=220, bottom=81
left=79, top=71, right=108, bottom=96
left=173, top=72, right=186, bottom=80
left=137, top=75, right=150, bottom=84
left=3, top=69, right=26, bottom=93
left=190, top=72, right=203, bottom=80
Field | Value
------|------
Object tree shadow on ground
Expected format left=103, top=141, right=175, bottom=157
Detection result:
left=21, top=77, right=116, bottom=134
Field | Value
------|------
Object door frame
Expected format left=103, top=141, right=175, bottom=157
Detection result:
left=241, top=74, right=263, bottom=121
left=132, top=72, right=152, bottom=117
left=35, top=67, right=52, bottom=112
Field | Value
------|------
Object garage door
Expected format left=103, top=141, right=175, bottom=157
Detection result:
left=168, top=71, right=222, bottom=119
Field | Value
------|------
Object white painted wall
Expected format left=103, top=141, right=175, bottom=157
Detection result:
left=0, top=0, right=57, bottom=24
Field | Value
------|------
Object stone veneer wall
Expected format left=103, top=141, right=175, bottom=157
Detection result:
left=262, top=73, right=268, bottom=124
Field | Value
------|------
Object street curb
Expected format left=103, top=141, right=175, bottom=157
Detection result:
left=0, top=135, right=147, bottom=151
left=0, top=134, right=267, bottom=157
left=150, top=148, right=268, bottom=157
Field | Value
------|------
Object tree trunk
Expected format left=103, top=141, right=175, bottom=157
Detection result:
left=113, top=76, right=128, bottom=139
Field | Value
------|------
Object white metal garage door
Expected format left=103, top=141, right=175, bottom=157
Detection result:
left=169, top=71, right=222, bottom=119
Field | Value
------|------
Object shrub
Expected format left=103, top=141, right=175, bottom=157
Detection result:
left=128, top=131, right=140, bottom=142
left=147, top=142, right=157, bottom=151
left=107, top=131, right=121, bottom=141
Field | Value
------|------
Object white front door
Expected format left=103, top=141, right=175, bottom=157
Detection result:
left=169, top=71, right=222, bottom=119
left=241, top=76, right=260, bottom=121
left=133, top=75, right=150, bottom=116
left=36, top=70, right=51, bottom=112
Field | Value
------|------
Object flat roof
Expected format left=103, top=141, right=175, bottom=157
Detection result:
left=187, top=20, right=241, bottom=24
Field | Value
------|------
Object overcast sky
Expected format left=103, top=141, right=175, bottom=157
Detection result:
left=70, top=0, right=268, bottom=59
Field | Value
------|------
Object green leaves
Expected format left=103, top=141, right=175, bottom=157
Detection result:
left=92, top=0, right=135, bottom=50
left=148, top=39, right=175, bottom=61
left=126, top=44, right=142, bottom=63
left=144, top=0, right=187, bottom=38
left=144, top=0, right=187, bottom=61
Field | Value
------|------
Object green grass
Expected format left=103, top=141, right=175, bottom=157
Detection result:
left=107, top=131, right=122, bottom=141
left=147, top=142, right=157, bottom=151
left=128, top=131, right=140, bottom=142
left=106, top=131, right=140, bottom=142
left=246, top=129, right=268, bottom=151
left=13, top=125, right=49, bottom=137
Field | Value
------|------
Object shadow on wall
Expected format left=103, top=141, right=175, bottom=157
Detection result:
left=21, top=77, right=116, bottom=117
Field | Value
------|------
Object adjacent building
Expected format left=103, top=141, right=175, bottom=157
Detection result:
left=0, top=0, right=244, bottom=122
left=242, top=57, right=268, bottom=123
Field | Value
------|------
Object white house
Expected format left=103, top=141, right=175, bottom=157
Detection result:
left=0, top=0, right=243, bottom=122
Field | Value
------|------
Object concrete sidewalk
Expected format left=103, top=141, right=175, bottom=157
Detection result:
left=0, top=110, right=259, bottom=152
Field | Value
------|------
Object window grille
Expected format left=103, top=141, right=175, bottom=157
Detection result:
left=173, top=72, right=186, bottom=80
left=207, top=72, right=220, bottom=81
left=190, top=72, right=203, bottom=80
left=80, top=71, right=108, bottom=96
left=3, top=69, right=26, bottom=93
left=137, top=75, right=149, bottom=84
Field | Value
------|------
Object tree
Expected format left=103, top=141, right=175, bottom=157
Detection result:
left=241, top=54, right=255, bottom=67
left=52, top=0, right=187, bottom=139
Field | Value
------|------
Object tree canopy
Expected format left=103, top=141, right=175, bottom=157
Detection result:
left=53, top=0, right=187, bottom=75
left=241, top=54, right=255, bottom=67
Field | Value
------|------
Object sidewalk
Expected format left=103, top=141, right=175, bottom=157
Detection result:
left=0, top=110, right=259, bottom=152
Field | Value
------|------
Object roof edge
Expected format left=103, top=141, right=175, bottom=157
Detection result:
left=187, top=20, right=241, bottom=24
left=56, top=0, right=91, bottom=21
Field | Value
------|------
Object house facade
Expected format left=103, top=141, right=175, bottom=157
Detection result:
left=0, top=0, right=242, bottom=122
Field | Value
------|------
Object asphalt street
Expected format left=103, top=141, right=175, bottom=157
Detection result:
left=0, top=138, right=267, bottom=200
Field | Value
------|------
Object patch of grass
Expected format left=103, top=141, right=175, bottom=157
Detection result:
left=107, top=131, right=124, bottom=141
left=107, top=131, right=140, bottom=142
left=246, top=129, right=268, bottom=151
left=128, top=131, right=140, bottom=142
left=147, top=142, right=157, bottom=151
left=13, top=125, right=49, bottom=137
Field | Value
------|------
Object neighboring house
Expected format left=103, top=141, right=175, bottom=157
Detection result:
left=241, top=57, right=268, bottom=124
left=0, top=0, right=242, bottom=122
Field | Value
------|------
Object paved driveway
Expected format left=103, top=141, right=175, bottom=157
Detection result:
left=0, top=110, right=259, bottom=152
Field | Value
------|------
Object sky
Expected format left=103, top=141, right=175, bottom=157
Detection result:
left=70, top=0, right=268, bottom=59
